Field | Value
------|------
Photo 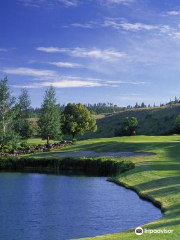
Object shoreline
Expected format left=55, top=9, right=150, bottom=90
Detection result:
left=0, top=155, right=164, bottom=240
left=0, top=168, right=163, bottom=239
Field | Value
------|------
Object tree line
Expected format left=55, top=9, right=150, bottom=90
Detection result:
left=0, top=77, right=97, bottom=147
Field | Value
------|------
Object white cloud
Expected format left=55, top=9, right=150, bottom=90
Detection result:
left=4, top=66, right=148, bottom=89
left=37, top=47, right=126, bottom=61
left=166, top=10, right=180, bottom=16
left=119, top=22, right=159, bottom=31
left=12, top=80, right=103, bottom=89
left=18, top=0, right=80, bottom=8
left=101, top=0, right=135, bottom=5
left=11, top=79, right=147, bottom=89
left=69, top=23, right=95, bottom=29
left=106, top=80, right=148, bottom=85
left=0, top=48, right=16, bottom=52
left=3, top=67, right=56, bottom=77
left=48, top=61, right=82, bottom=68
left=37, top=47, right=65, bottom=53
left=66, top=18, right=172, bottom=35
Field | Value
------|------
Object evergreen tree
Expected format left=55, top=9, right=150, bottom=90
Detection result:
left=141, top=102, right=146, bottom=108
left=38, top=86, right=62, bottom=144
left=15, top=89, right=32, bottom=139
left=62, top=103, right=97, bottom=139
left=135, top=102, right=139, bottom=108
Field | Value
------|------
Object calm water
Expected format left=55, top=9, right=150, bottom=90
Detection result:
left=0, top=172, right=162, bottom=240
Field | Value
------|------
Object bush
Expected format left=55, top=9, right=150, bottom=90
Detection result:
left=72, top=139, right=77, bottom=143
left=20, top=142, right=29, bottom=148
left=17, top=146, right=24, bottom=151
left=115, top=117, right=138, bottom=137
left=2, top=145, right=13, bottom=153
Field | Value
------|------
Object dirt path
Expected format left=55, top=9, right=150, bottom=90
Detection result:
left=54, top=151, right=155, bottom=158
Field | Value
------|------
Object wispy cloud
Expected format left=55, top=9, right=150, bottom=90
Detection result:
left=119, top=22, right=159, bottom=31
left=68, top=22, right=96, bottom=29
left=37, top=47, right=126, bottom=61
left=0, top=48, right=9, bottom=52
left=3, top=67, right=56, bottom=77
left=101, top=0, right=135, bottom=6
left=0, top=48, right=16, bottom=52
left=48, top=61, right=82, bottom=68
left=11, top=79, right=147, bottom=89
left=66, top=18, right=171, bottom=33
left=11, top=80, right=103, bottom=89
left=18, top=0, right=80, bottom=8
left=165, top=10, right=180, bottom=16
left=3, top=67, right=148, bottom=89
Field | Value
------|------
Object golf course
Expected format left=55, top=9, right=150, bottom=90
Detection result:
left=51, top=135, right=180, bottom=240
left=12, top=135, right=180, bottom=240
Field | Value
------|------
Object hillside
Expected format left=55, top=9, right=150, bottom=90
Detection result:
left=82, top=104, right=180, bottom=139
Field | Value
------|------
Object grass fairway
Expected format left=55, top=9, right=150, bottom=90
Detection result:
left=56, top=135, right=180, bottom=240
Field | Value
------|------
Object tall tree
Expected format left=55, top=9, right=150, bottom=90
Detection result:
left=62, top=103, right=97, bottom=139
left=38, top=86, right=62, bottom=144
left=0, top=77, right=17, bottom=146
left=15, top=89, right=32, bottom=139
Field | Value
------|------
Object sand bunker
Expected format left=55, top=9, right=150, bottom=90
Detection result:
left=55, top=151, right=155, bottom=158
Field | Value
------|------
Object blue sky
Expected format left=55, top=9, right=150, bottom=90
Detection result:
left=1, top=0, right=180, bottom=107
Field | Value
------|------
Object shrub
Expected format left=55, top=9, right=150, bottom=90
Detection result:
left=20, top=142, right=29, bottom=148
left=115, top=117, right=138, bottom=137
left=2, top=145, right=13, bottom=153
left=72, top=139, right=77, bottom=143
left=17, top=146, right=24, bottom=151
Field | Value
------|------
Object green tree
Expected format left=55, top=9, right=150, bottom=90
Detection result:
left=174, top=115, right=180, bottom=134
left=129, top=117, right=138, bottom=133
left=15, top=89, right=32, bottom=139
left=120, top=117, right=138, bottom=136
left=62, top=103, right=97, bottom=139
left=38, top=86, right=62, bottom=144
left=0, top=77, right=18, bottom=146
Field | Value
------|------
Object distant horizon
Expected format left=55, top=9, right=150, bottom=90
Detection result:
left=5, top=76, right=178, bottom=109
left=1, top=0, right=180, bottom=107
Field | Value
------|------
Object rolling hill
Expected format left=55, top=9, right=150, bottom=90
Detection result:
left=82, top=104, right=180, bottom=139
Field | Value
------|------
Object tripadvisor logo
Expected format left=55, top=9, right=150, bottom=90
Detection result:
left=135, top=227, right=143, bottom=235
left=135, top=227, right=173, bottom=235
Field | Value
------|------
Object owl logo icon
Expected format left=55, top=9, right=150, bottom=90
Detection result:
left=135, top=227, right=143, bottom=235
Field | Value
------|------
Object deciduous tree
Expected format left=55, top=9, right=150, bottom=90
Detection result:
left=0, top=77, right=18, bottom=146
left=62, top=103, right=97, bottom=139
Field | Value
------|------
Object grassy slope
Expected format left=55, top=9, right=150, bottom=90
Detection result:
left=50, top=135, right=180, bottom=240
left=82, top=104, right=180, bottom=139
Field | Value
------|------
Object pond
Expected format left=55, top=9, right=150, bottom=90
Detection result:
left=0, top=172, right=162, bottom=240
